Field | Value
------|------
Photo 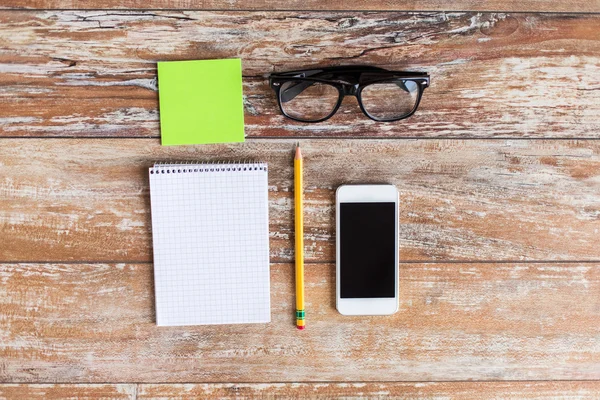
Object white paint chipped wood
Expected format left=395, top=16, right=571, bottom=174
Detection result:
left=2, top=0, right=600, bottom=12
left=0, top=139, right=599, bottom=263
left=1, top=2, right=600, bottom=397
left=3, top=381, right=600, bottom=399
left=1, top=262, right=599, bottom=382
left=135, top=381, right=600, bottom=399
left=0, top=12, right=599, bottom=138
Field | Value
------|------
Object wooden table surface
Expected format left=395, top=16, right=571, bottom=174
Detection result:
left=1, top=1, right=600, bottom=399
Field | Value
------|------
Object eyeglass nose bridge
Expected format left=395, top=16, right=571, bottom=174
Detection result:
left=339, top=83, right=360, bottom=97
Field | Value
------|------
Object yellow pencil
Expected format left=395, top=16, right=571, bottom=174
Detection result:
left=294, top=144, right=305, bottom=330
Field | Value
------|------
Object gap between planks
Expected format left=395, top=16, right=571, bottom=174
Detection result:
left=3, top=9, right=600, bottom=14
left=7, top=379, right=600, bottom=384
left=2, top=137, right=600, bottom=141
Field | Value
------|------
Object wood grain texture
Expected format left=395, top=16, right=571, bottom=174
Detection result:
left=1, top=262, right=600, bottom=382
left=3, top=381, right=600, bottom=399
left=1, top=139, right=600, bottom=263
left=137, top=381, right=600, bottom=399
left=2, top=0, right=600, bottom=13
left=1, top=11, right=599, bottom=139
left=0, top=384, right=136, bottom=400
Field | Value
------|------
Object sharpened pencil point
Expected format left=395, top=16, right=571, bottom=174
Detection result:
left=295, top=145, right=302, bottom=160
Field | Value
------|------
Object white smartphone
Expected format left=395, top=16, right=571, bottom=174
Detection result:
left=336, top=184, right=399, bottom=316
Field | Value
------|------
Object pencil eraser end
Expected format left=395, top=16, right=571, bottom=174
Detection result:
left=297, top=325, right=305, bottom=330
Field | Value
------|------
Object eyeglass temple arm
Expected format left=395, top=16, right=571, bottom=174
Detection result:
left=274, top=69, right=328, bottom=103
left=390, top=73, right=430, bottom=88
left=280, top=81, right=318, bottom=103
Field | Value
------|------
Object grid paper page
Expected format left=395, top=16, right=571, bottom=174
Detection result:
left=149, top=162, right=270, bottom=326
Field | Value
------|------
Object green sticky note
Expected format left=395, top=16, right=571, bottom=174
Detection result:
left=157, top=59, right=245, bottom=146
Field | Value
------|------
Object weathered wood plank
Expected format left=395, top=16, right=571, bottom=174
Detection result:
left=1, top=262, right=599, bottom=382
left=1, top=139, right=599, bottom=263
left=0, top=384, right=136, bottom=400
left=2, top=0, right=600, bottom=13
left=137, top=381, right=600, bottom=399
left=1, top=11, right=599, bottom=139
left=3, top=381, right=600, bottom=399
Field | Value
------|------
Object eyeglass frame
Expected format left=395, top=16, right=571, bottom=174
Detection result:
left=269, top=66, right=430, bottom=123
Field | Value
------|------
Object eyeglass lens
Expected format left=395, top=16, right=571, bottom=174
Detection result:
left=279, top=81, right=339, bottom=121
left=360, top=80, right=419, bottom=121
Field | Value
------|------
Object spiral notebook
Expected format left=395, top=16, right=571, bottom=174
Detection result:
left=149, top=162, right=270, bottom=326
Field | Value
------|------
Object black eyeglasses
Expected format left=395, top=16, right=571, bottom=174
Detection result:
left=269, top=66, right=430, bottom=123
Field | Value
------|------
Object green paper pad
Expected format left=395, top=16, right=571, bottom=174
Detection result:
left=157, top=59, right=245, bottom=146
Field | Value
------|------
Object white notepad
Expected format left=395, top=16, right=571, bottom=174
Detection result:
left=149, top=162, right=270, bottom=326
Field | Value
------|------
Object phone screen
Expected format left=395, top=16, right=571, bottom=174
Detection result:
left=340, top=202, right=397, bottom=298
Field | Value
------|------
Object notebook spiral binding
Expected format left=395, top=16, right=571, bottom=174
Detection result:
left=150, top=160, right=267, bottom=175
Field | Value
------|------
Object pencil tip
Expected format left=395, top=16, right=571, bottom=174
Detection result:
left=295, top=145, right=302, bottom=159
